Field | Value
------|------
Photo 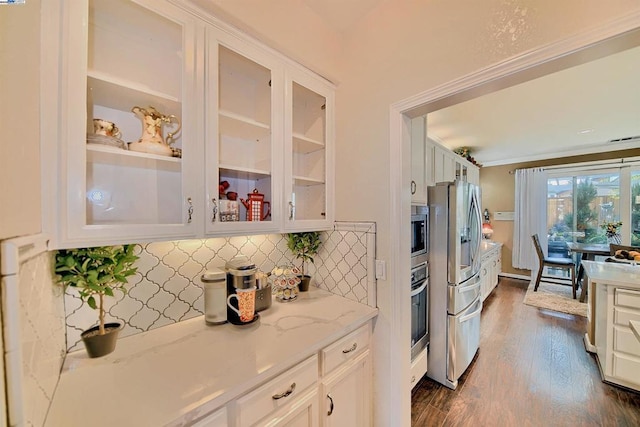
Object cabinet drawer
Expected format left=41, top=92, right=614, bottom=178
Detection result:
left=410, top=348, right=428, bottom=390
left=615, top=288, right=640, bottom=310
left=613, top=307, right=640, bottom=327
left=191, top=406, right=227, bottom=427
left=236, top=355, right=318, bottom=427
left=613, top=327, right=640, bottom=356
left=612, top=352, right=640, bottom=386
left=321, top=324, right=370, bottom=375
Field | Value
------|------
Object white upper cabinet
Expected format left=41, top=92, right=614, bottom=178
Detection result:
left=410, top=116, right=428, bottom=205
left=430, top=141, right=479, bottom=185
left=53, top=0, right=201, bottom=248
left=205, top=32, right=284, bottom=235
left=45, top=0, right=335, bottom=248
left=284, top=69, right=335, bottom=231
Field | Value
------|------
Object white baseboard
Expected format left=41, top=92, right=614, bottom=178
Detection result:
left=498, top=272, right=531, bottom=282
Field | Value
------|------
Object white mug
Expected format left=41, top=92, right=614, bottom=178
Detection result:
left=227, top=287, right=256, bottom=322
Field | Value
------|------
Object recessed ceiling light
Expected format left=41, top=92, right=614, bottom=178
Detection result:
left=577, top=129, right=594, bottom=134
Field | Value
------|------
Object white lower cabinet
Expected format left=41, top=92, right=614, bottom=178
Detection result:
left=260, top=389, right=319, bottom=427
left=236, top=355, right=318, bottom=427
left=320, top=351, right=371, bottom=427
left=595, top=287, right=640, bottom=390
left=200, top=323, right=372, bottom=427
left=480, top=243, right=502, bottom=301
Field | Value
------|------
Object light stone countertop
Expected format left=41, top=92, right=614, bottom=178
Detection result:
left=45, top=287, right=378, bottom=427
left=480, top=240, right=502, bottom=255
left=582, top=260, right=640, bottom=289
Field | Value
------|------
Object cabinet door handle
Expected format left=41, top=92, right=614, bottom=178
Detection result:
left=289, top=201, right=295, bottom=220
left=187, top=197, right=193, bottom=223
left=342, top=343, right=357, bottom=354
left=211, top=198, right=217, bottom=223
left=327, top=393, right=334, bottom=416
left=411, top=180, right=416, bottom=194
left=272, top=382, right=296, bottom=400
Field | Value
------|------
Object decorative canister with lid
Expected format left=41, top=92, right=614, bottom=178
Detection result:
left=201, top=268, right=227, bottom=325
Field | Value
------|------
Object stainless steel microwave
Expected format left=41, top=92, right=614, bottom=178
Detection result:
left=411, top=205, right=429, bottom=264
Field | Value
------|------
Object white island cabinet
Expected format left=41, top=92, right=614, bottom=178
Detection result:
left=480, top=241, right=502, bottom=301
left=43, top=0, right=335, bottom=248
left=45, top=288, right=376, bottom=427
left=582, top=261, right=640, bottom=391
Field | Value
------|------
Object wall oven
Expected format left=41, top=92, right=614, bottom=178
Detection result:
left=411, top=261, right=429, bottom=360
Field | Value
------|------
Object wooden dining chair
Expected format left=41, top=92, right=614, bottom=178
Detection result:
left=531, top=234, right=577, bottom=299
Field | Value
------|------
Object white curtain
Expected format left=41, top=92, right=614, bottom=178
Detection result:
left=512, top=168, right=548, bottom=270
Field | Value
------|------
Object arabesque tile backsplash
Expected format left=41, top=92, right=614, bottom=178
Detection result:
left=64, top=222, right=377, bottom=351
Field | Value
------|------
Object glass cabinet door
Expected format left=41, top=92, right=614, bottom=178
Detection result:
left=284, top=72, right=334, bottom=231
left=205, top=35, right=282, bottom=234
left=65, top=0, right=199, bottom=245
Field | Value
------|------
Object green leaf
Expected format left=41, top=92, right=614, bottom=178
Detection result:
left=87, top=270, right=99, bottom=284
left=87, top=296, right=97, bottom=310
left=65, top=255, right=76, bottom=268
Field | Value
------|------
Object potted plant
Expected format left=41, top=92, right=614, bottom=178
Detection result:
left=54, top=244, right=139, bottom=358
left=286, top=232, right=322, bottom=291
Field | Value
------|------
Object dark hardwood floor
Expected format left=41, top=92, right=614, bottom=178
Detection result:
left=411, top=277, right=640, bottom=426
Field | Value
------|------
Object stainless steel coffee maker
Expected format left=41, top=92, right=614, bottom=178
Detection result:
left=225, top=255, right=257, bottom=325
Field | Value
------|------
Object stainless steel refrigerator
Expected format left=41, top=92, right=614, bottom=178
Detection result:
left=427, top=180, right=483, bottom=390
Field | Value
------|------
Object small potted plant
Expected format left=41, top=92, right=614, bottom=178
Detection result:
left=286, top=232, right=322, bottom=292
left=54, top=244, right=139, bottom=358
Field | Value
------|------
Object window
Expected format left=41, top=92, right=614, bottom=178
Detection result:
left=632, top=170, right=640, bottom=245
left=546, top=162, right=640, bottom=260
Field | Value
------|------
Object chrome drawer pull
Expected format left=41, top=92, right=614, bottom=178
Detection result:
left=342, top=343, right=357, bottom=354
left=327, top=393, right=334, bottom=416
left=272, top=382, right=296, bottom=400
left=211, top=198, right=217, bottom=223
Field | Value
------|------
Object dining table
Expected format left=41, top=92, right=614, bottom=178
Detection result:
left=566, top=242, right=611, bottom=302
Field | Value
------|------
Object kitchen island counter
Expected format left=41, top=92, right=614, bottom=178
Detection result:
left=582, top=261, right=640, bottom=391
left=45, top=287, right=377, bottom=426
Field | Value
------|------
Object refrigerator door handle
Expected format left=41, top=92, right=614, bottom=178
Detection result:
left=459, top=303, right=483, bottom=323
left=469, top=188, right=482, bottom=274
left=458, top=280, right=481, bottom=294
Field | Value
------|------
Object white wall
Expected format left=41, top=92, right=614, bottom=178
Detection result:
left=0, top=0, right=42, bottom=240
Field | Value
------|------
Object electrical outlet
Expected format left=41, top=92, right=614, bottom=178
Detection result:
left=375, top=259, right=386, bottom=280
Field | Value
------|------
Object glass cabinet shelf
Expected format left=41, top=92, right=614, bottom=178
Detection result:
left=87, top=143, right=181, bottom=167
left=219, top=165, right=271, bottom=181
left=292, top=132, right=324, bottom=154
left=293, top=175, right=325, bottom=186
left=218, top=109, right=270, bottom=142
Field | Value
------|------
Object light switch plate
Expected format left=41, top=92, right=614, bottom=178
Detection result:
left=375, top=259, right=386, bottom=280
